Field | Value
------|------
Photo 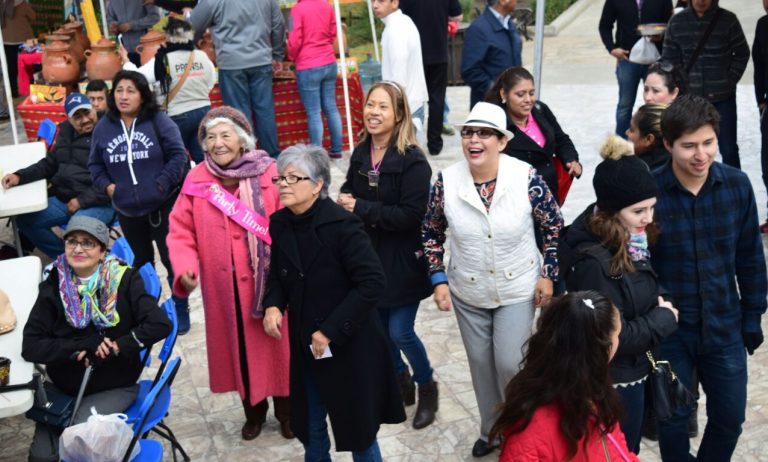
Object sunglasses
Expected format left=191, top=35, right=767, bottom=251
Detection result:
left=460, top=128, right=500, bottom=139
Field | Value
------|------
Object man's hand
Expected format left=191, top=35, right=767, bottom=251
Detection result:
left=106, top=184, right=116, bottom=198
left=109, top=22, right=119, bottom=34
left=311, top=330, right=330, bottom=359
left=263, top=307, right=283, bottom=339
left=610, top=48, right=629, bottom=60
left=180, top=271, right=198, bottom=293
left=433, top=284, right=452, bottom=311
left=1, top=173, right=19, bottom=189
left=67, top=198, right=81, bottom=213
left=117, top=23, right=132, bottom=33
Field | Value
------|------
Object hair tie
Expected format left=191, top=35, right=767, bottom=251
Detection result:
left=582, top=299, right=595, bottom=310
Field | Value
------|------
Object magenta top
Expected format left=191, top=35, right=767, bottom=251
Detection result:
left=287, top=0, right=338, bottom=71
left=519, top=113, right=547, bottom=148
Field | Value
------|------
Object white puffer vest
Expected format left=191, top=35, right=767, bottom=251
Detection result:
left=442, top=155, right=540, bottom=308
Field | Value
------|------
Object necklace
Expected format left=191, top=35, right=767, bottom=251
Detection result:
left=372, top=144, right=387, bottom=150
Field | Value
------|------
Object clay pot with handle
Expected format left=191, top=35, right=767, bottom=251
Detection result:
left=42, top=41, right=80, bottom=86
left=62, top=21, right=90, bottom=54
left=196, top=30, right=216, bottom=65
left=53, top=27, right=85, bottom=63
left=85, top=38, right=122, bottom=81
left=136, top=30, right=167, bottom=65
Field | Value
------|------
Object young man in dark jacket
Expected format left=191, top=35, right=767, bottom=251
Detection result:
left=662, top=0, right=749, bottom=169
left=599, top=0, right=673, bottom=138
left=752, top=0, right=768, bottom=231
left=0, top=93, right=114, bottom=258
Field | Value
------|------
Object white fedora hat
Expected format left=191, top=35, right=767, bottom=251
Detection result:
left=455, top=102, right=514, bottom=140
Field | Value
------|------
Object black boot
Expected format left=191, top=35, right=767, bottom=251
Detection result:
left=241, top=399, right=268, bottom=440
left=412, top=380, right=438, bottom=429
left=398, top=370, right=415, bottom=406
left=273, top=396, right=294, bottom=439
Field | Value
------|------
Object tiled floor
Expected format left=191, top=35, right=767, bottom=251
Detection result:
left=3, top=0, right=768, bottom=460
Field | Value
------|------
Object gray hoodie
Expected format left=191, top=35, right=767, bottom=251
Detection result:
left=190, top=0, right=285, bottom=70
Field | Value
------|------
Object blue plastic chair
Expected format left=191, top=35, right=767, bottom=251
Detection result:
left=37, top=118, right=57, bottom=147
left=121, top=357, right=182, bottom=462
left=138, top=263, right=161, bottom=300
left=123, top=300, right=187, bottom=461
left=110, top=236, right=135, bottom=266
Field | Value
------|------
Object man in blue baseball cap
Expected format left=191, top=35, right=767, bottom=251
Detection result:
left=0, top=93, right=114, bottom=258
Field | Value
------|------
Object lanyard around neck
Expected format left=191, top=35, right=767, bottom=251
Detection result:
left=120, top=118, right=138, bottom=186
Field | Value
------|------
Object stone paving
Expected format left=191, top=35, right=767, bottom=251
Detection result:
left=3, top=1, right=768, bottom=460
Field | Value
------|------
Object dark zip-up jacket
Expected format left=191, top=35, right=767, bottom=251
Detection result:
left=662, top=2, right=749, bottom=102
left=598, top=0, right=673, bottom=53
left=15, top=121, right=109, bottom=209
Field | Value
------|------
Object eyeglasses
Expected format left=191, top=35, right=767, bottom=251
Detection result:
left=64, top=238, right=98, bottom=250
left=460, top=128, right=499, bottom=139
left=649, top=61, right=674, bottom=73
left=271, top=175, right=312, bottom=185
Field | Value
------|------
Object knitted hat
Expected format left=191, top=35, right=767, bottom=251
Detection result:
left=593, top=135, right=658, bottom=213
left=197, top=106, right=255, bottom=151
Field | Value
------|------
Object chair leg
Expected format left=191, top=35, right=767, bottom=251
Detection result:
left=156, top=420, right=190, bottom=462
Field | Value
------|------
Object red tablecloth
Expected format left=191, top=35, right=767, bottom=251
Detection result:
left=18, top=74, right=365, bottom=152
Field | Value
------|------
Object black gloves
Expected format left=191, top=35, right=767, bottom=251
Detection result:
left=743, top=330, right=764, bottom=356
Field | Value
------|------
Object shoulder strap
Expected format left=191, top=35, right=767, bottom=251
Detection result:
left=685, top=9, right=723, bottom=74
left=161, top=51, right=196, bottom=111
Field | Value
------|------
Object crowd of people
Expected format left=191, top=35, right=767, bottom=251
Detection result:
left=1, top=0, right=767, bottom=461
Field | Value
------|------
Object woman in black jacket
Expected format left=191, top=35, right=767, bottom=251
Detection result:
left=337, top=81, right=436, bottom=429
left=559, top=137, right=678, bottom=455
left=22, top=216, right=171, bottom=462
left=263, top=144, right=405, bottom=461
left=486, top=67, right=581, bottom=204
left=627, top=103, right=670, bottom=170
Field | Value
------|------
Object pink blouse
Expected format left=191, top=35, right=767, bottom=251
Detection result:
left=520, top=113, right=546, bottom=148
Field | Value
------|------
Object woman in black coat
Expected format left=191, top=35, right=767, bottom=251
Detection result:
left=337, top=81, right=436, bottom=430
left=263, top=144, right=405, bottom=460
left=486, top=67, right=581, bottom=204
left=558, top=138, right=678, bottom=455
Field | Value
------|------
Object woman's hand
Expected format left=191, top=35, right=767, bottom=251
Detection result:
left=118, top=44, right=129, bottom=65
left=658, top=296, right=679, bottom=322
left=534, top=277, right=553, bottom=307
left=433, top=284, right=452, bottom=311
left=336, top=193, right=356, bottom=212
left=566, top=161, right=582, bottom=178
left=311, top=330, right=330, bottom=359
left=95, top=337, right=119, bottom=359
left=106, top=183, right=116, bottom=198
left=180, top=271, right=198, bottom=293
left=263, top=307, right=283, bottom=339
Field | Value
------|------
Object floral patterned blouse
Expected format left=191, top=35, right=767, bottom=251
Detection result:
left=421, top=166, right=563, bottom=281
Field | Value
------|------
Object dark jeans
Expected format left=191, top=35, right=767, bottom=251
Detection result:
left=657, top=324, right=747, bottom=461
left=615, top=60, right=648, bottom=138
left=170, top=105, right=210, bottom=163
left=424, top=62, right=448, bottom=154
left=218, top=65, right=280, bottom=157
left=616, top=381, right=645, bottom=455
left=378, top=303, right=433, bottom=385
left=713, top=97, right=740, bottom=169
left=116, top=194, right=188, bottom=313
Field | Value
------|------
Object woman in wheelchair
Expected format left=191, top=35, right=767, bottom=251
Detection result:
left=21, top=215, right=171, bottom=462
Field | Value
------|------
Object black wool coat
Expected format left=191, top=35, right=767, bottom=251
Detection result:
left=502, top=101, right=579, bottom=203
left=264, top=198, right=406, bottom=451
left=559, top=205, right=678, bottom=384
left=340, top=141, right=432, bottom=308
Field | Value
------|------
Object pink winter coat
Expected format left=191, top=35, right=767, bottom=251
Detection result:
left=167, top=162, right=289, bottom=404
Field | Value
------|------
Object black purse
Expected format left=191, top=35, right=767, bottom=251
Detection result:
left=26, top=365, right=93, bottom=429
left=646, top=351, right=695, bottom=421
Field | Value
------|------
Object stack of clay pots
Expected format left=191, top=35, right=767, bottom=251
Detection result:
left=85, top=38, right=122, bottom=82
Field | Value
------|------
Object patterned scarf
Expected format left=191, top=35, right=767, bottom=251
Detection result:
left=55, top=255, right=128, bottom=329
left=205, top=149, right=275, bottom=318
left=627, top=232, right=651, bottom=262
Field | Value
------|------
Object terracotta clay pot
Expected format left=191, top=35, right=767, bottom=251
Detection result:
left=196, top=30, right=216, bottom=65
left=136, top=30, right=166, bottom=65
left=85, top=38, right=121, bottom=81
left=42, top=42, right=80, bottom=85
left=62, top=21, right=90, bottom=54
left=54, top=27, right=85, bottom=63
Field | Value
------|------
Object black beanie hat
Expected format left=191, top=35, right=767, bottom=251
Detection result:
left=593, top=136, right=658, bottom=213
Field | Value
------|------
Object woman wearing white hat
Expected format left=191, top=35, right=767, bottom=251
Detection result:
left=421, top=102, right=564, bottom=458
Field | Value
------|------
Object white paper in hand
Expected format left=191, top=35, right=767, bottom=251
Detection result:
left=309, top=344, right=333, bottom=359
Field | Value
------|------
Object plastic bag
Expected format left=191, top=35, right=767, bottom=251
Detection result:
left=59, top=407, right=140, bottom=462
left=629, top=37, right=661, bottom=65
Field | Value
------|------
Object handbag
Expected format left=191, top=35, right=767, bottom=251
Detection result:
left=553, top=156, right=573, bottom=205
left=646, top=351, right=695, bottom=421
left=629, top=36, right=661, bottom=65
left=26, top=365, right=93, bottom=429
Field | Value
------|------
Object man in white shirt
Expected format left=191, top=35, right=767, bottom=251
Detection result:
left=372, top=0, right=429, bottom=132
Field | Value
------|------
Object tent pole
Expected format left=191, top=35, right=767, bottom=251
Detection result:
left=533, top=0, right=545, bottom=100
left=98, top=0, right=109, bottom=38
left=0, top=23, right=19, bottom=145
left=366, top=0, right=379, bottom=61
left=333, top=0, right=355, bottom=152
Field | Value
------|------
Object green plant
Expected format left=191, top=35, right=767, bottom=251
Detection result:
left=531, top=0, right=578, bottom=24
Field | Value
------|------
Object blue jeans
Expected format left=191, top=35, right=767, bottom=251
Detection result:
left=218, top=65, right=280, bottom=157
left=713, top=97, right=740, bottom=169
left=615, top=60, right=648, bottom=137
left=657, top=325, right=747, bottom=461
left=615, top=381, right=645, bottom=455
left=171, top=105, right=209, bottom=163
left=16, top=197, right=114, bottom=258
left=443, top=98, right=450, bottom=124
left=296, top=62, right=343, bottom=155
left=378, top=303, right=434, bottom=385
left=304, top=364, right=382, bottom=462
left=412, top=105, right=425, bottom=133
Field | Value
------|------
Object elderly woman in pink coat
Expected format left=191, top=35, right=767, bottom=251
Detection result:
left=167, top=106, right=291, bottom=441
